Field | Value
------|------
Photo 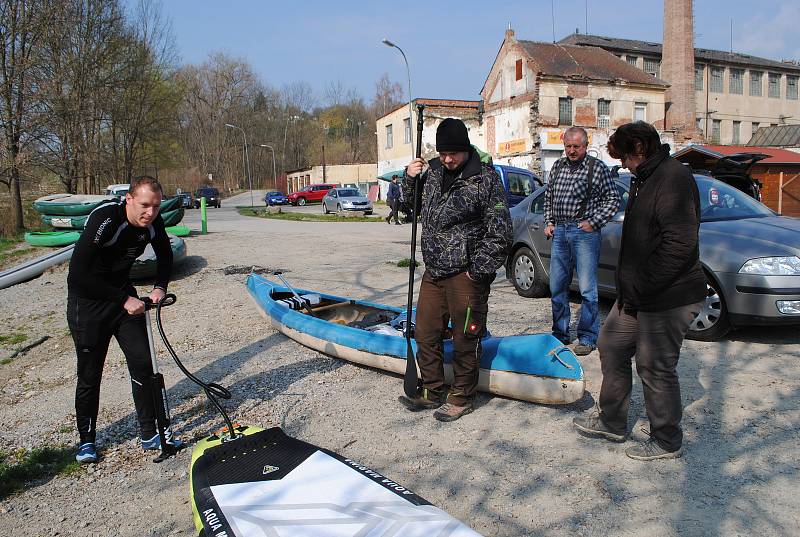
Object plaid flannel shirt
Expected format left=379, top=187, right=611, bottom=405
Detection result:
left=543, top=156, right=620, bottom=229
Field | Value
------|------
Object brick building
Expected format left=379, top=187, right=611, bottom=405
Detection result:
left=480, top=28, right=669, bottom=179
left=560, top=32, right=800, bottom=146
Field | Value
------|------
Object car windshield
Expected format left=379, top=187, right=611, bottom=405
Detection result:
left=267, top=191, right=282, bottom=196
left=197, top=189, right=218, bottom=196
left=337, top=189, right=361, bottom=197
left=694, top=175, right=774, bottom=222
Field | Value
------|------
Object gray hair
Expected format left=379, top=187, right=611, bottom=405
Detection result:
left=564, top=126, right=589, bottom=146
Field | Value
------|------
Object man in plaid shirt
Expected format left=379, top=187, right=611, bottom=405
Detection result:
left=544, top=127, right=620, bottom=355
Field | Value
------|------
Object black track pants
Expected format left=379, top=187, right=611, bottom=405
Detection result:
left=67, top=295, right=157, bottom=444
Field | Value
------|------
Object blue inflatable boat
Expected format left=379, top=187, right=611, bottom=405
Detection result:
left=246, top=274, right=585, bottom=404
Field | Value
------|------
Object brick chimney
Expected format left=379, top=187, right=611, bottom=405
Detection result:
left=662, top=0, right=700, bottom=141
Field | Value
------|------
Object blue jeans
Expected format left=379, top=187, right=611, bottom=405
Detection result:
left=549, top=222, right=601, bottom=346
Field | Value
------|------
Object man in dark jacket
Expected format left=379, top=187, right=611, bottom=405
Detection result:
left=572, top=122, right=706, bottom=460
left=67, top=175, right=183, bottom=463
left=398, top=118, right=512, bottom=422
left=385, top=175, right=402, bottom=225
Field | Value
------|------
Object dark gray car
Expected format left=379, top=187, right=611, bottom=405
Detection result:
left=507, top=173, right=800, bottom=341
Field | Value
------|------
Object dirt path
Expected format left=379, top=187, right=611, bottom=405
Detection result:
left=1, top=199, right=798, bottom=536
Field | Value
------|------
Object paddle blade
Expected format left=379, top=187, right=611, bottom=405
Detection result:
left=403, top=338, right=418, bottom=398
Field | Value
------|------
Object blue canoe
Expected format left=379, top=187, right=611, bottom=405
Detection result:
left=246, top=274, right=584, bottom=404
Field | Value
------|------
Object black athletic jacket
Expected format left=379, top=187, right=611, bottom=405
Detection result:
left=67, top=201, right=172, bottom=304
left=402, top=150, right=512, bottom=281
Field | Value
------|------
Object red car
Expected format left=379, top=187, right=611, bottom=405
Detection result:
left=287, top=184, right=336, bottom=206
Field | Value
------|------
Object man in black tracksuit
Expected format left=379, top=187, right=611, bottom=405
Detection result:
left=399, top=118, right=512, bottom=422
left=68, top=175, right=181, bottom=463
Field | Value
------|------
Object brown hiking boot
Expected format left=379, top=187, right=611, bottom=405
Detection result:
left=398, top=389, right=444, bottom=411
left=433, top=401, right=474, bottom=422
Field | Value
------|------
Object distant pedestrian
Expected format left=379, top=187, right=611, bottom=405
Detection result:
left=543, top=126, right=620, bottom=355
left=386, top=175, right=402, bottom=225
left=573, top=121, right=705, bottom=461
left=398, top=118, right=512, bottom=422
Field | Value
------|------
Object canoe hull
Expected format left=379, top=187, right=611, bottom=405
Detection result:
left=246, top=274, right=584, bottom=405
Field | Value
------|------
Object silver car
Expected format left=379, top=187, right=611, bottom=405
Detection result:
left=507, top=173, right=800, bottom=341
left=322, top=188, right=373, bottom=215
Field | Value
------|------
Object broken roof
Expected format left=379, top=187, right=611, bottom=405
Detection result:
left=518, top=41, right=668, bottom=86
left=748, top=125, right=800, bottom=147
left=673, top=144, right=800, bottom=165
left=559, top=33, right=800, bottom=74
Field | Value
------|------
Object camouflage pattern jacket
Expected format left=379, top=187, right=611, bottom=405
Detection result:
left=402, top=150, right=512, bottom=281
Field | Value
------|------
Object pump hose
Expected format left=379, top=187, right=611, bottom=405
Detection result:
left=152, top=294, right=238, bottom=441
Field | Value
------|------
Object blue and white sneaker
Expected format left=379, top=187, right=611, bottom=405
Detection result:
left=75, top=442, right=98, bottom=463
left=141, top=429, right=185, bottom=451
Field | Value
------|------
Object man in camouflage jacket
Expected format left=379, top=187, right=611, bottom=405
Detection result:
left=399, top=118, right=512, bottom=422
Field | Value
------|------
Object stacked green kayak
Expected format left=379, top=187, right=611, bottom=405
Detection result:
left=24, top=231, right=82, bottom=247
left=33, top=194, right=116, bottom=216
left=37, top=196, right=184, bottom=230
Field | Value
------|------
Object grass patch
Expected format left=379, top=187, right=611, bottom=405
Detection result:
left=0, top=446, right=81, bottom=499
left=239, top=207, right=378, bottom=223
left=396, top=258, right=421, bottom=268
left=0, top=242, right=39, bottom=269
left=0, top=332, right=27, bottom=346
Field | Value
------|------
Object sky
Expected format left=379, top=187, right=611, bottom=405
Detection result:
left=151, top=0, right=800, bottom=106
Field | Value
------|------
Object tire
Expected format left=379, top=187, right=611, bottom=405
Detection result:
left=510, top=246, right=549, bottom=298
left=686, top=274, right=731, bottom=341
left=298, top=197, right=307, bottom=206
left=365, top=210, right=373, bottom=215
left=323, top=203, right=329, bottom=214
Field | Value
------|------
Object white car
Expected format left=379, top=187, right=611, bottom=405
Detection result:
left=105, top=183, right=129, bottom=198
left=322, top=188, right=373, bottom=215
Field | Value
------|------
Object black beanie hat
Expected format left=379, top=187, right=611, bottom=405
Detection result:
left=436, top=118, right=471, bottom=152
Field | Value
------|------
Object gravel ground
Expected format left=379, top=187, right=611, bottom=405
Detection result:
left=1, top=191, right=798, bottom=536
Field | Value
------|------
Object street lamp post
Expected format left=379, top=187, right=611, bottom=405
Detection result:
left=282, top=115, right=300, bottom=175
left=382, top=38, right=415, bottom=162
left=259, top=144, right=277, bottom=190
left=224, top=123, right=253, bottom=206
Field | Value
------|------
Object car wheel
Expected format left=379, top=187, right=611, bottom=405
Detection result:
left=298, top=197, right=306, bottom=206
left=686, top=274, right=731, bottom=341
left=365, top=210, right=373, bottom=215
left=511, top=246, right=549, bottom=298
left=323, top=203, right=329, bottom=214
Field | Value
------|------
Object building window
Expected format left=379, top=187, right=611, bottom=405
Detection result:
left=769, top=73, right=781, bottom=98
left=732, top=121, right=741, bottom=144
left=711, top=119, right=721, bottom=143
left=752, top=122, right=760, bottom=136
left=788, top=76, right=798, bottom=100
left=403, top=118, right=411, bottom=144
left=644, top=58, right=660, bottom=77
left=695, top=65, right=704, bottom=90
left=385, top=124, right=393, bottom=149
left=558, top=97, right=572, bottom=126
left=696, top=117, right=703, bottom=134
left=729, top=69, right=744, bottom=94
left=626, top=55, right=638, bottom=67
left=634, top=102, right=647, bottom=122
left=710, top=67, right=724, bottom=93
left=597, top=99, right=611, bottom=128
left=515, top=59, right=523, bottom=81
left=750, top=71, right=763, bottom=96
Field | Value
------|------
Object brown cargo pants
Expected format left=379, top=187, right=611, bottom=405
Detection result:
left=414, top=270, right=491, bottom=406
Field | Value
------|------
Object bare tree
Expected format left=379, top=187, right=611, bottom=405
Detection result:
left=0, top=0, right=53, bottom=233
left=371, top=72, right=403, bottom=118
